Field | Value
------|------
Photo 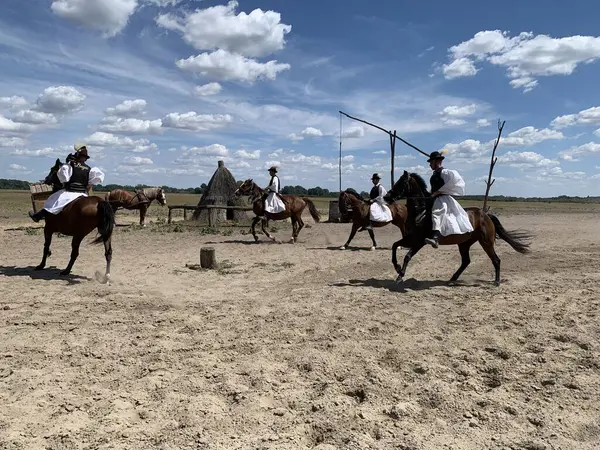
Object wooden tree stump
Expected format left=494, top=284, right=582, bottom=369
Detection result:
left=200, top=247, right=217, bottom=269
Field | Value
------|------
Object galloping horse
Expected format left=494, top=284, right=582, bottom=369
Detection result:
left=338, top=189, right=407, bottom=250
left=35, top=160, right=115, bottom=282
left=384, top=171, right=532, bottom=286
left=104, top=187, right=167, bottom=226
left=234, top=179, right=321, bottom=243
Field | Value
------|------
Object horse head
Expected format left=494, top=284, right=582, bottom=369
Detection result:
left=234, top=178, right=255, bottom=197
left=44, top=158, right=63, bottom=192
left=384, top=170, right=430, bottom=202
left=156, top=187, right=167, bottom=206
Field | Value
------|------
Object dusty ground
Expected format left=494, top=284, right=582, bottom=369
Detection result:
left=1, top=204, right=599, bottom=450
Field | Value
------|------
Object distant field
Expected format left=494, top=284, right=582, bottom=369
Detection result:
left=2, top=189, right=600, bottom=224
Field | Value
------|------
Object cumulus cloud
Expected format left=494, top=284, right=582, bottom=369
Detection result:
left=105, top=99, right=147, bottom=117
left=9, top=164, right=28, bottom=171
left=443, top=30, right=600, bottom=91
left=51, top=0, right=138, bottom=37
left=438, top=104, right=477, bottom=125
left=194, top=82, right=222, bottom=96
left=502, top=126, right=564, bottom=147
left=10, top=147, right=67, bottom=157
left=84, top=131, right=157, bottom=152
left=498, top=151, right=559, bottom=169
left=341, top=126, right=365, bottom=139
left=288, top=126, right=324, bottom=141
left=35, top=86, right=86, bottom=114
left=235, top=149, right=261, bottom=159
left=551, top=106, right=600, bottom=129
left=477, top=119, right=491, bottom=127
left=176, top=49, right=290, bottom=82
left=161, top=112, right=232, bottom=131
left=123, top=156, right=154, bottom=165
left=0, top=96, right=28, bottom=111
left=558, top=142, right=600, bottom=161
left=0, top=136, right=26, bottom=147
left=0, top=116, right=37, bottom=133
left=98, top=116, right=162, bottom=134
left=13, top=110, right=58, bottom=125
left=155, top=0, right=291, bottom=58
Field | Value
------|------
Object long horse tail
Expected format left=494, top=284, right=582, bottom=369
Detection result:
left=488, top=213, right=532, bottom=254
left=303, top=197, right=321, bottom=223
left=92, top=200, right=115, bottom=245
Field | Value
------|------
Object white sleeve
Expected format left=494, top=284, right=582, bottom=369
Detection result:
left=57, top=164, right=72, bottom=183
left=438, top=169, right=466, bottom=196
left=378, top=185, right=387, bottom=199
left=89, top=167, right=105, bottom=185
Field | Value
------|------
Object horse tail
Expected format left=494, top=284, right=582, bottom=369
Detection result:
left=488, top=213, right=532, bottom=254
left=92, top=200, right=115, bottom=245
left=303, top=197, right=321, bottom=223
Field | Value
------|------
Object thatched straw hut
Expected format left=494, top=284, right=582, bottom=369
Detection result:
left=192, top=160, right=248, bottom=223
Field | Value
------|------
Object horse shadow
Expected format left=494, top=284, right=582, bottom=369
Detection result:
left=331, top=277, right=487, bottom=292
left=0, top=265, right=90, bottom=284
left=308, top=246, right=391, bottom=252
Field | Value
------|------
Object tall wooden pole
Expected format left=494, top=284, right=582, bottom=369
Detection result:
left=339, top=112, right=342, bottom=193
left=483, top=120, right=506, bottom=212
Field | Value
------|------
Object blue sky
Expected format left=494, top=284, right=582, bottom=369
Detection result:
left=2, top=0, right=600, bottom=196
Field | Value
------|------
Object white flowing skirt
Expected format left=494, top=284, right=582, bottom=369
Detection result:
left=432, top=195, right=474, bottom=236
left=265, top=192, right=285, bottom=214
left=43, top=189, right=87, bottom=214
left=370, top=202, right=392, bottom=222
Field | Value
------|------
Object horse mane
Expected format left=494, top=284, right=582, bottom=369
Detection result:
left=343, top=188, right=365, bottom=201
left=410, top=173, right=430, bottom=196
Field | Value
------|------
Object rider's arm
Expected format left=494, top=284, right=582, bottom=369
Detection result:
left=88, top=167, right=105, bottom=185
left=57, top=164, right=72, bottom=183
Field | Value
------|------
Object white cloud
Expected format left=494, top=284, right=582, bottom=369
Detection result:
left=443, top=30, right=600, bottom=91
left=498, top=151, right=559, bottom=169
left=176, top=49, right=290, bottom=82
left=13, top=110, right=58, bottom=125
left=551, top=106, right=600, bottom=129
left=184, top=144, right=229, bottom=157
left=595, top=129, right=600, bottom=137
left=444, top=139, right=490, bottom=161
left=558, top=142, right=600, bottom=161
left=194, top=83, right=222, bottom=96
left=438, top=104, right=477, bottom=125
left=0, top=136, right=26, bottom=147
left=35, top=86, right=86, bottom=114
left=11, top=147, right=66, bottom=157
left=155, top=0, right=291, bottom=58
left=341, top=126, right=365, bottom=139
left=477, top=118, right=491, bottom=127
left=98, top=116, right=163, bottom=134
left=442, top=57, right=478, bottom=79
left=161, top=112, right=232, bottom=131
left=105, top=99, right=147, bottom=117
left=373, top=150, right=387, bottom=155
left=235, top=149, right=260, bottom=159
left=342, top=155, right=354, bottom=162
left=84, top=131, right=157, bottom=153
left=288, top=126, right=324, bottom=141
left=9, top=164, right=28, bottom=171
left=123, top=156, right=153, bottom=165
left=51, top=0, right=138, bottom=38
left=0, top=96, right=28, bottom=111
left=0, top=116, right=36, bottom=133
left=502, top=126, right=564, bottom=147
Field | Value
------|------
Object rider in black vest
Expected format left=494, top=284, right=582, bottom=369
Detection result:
left=424, top=151, right=446, bottom=246
left=65, top=148, right=91, bottom=193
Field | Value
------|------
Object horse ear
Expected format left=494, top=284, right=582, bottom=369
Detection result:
left=403, top=170, right=408, bottom=176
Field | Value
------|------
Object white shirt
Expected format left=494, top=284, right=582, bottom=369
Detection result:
left=267, top=175, right=280, bottom=194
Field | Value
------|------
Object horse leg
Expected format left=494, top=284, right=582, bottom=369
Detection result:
left=35, top=225, right=53, bottom=270
left=261, top=219, right=277, bottom=242
left=289, top=216, right=297, bottom=244
left=480, top=239, right=501, bottom=286
left=367, top=228, right=377, bottom=251
left=394, top=243, right=425, bottom=284
left=341, top=223, right=360, bottom=250
left=140, top=204, right=147, bottom=227
left=450, top=240, right=476, bottom=283
left=104, top=235, right=113, bottom=284
left=296, top=215, right=305, bottom=239
left=60, top=235, right=84, bottom=276
left=249, top=216, right=260, bottom=242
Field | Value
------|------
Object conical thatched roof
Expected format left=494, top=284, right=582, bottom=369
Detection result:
left=192, top=160, right=248, bottom=222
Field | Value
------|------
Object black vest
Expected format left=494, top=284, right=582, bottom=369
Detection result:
left=430, top=169, right=445, bottom=193
left=65, top=162, right=90, bottom=193
left=370, top=185, right=380, bottom=199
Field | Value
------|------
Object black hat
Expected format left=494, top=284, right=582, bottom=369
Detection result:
left=371, top=173, right=381, bottom=180
left=76, top=147, right=89, bottom=159
left=268, top=166, right=278, bottom=173
left=427, top=151, right=445, bottom=162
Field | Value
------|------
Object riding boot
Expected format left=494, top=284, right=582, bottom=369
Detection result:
left=29, top=209, right=47, bottom=223
left=424, top=230, right=442, bottom=248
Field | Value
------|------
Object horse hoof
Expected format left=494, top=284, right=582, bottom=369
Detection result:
left=35, top=265, right=44, bottom=271
left=370, top=246, right=376, bottom=251
left=289, top=238, right=295, bottom=244
left=59, top=270, right=70, bottom=276
left=395, top=274, right=404, bottom=284
left=339, top=246, right=346, bottom=250
left=494, top=281, right=501, bottom=287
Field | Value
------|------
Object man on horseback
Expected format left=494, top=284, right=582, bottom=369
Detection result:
left=423, top=151, right=473, bottom=248
left=261, top=166, right=285, bottom=217
left=359, top=173, right=392, bottom=231
left=28, top=143, right=105, bottom=222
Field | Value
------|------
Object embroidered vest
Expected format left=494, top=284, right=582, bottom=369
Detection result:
left=65, top=162, right=90, bottom=193
left=369, top=185, right=380, bottom=200
left=430, top=169, right=445, bottom=193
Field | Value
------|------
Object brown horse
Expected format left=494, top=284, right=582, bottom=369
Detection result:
left=104, top=187, right=167, bottom=226
left=384, top=171, right=532, bottom=286
left=35, top=160, right=116, bottom=282
left=234, top=179, right=321, bottom=243
left=338, top=189, right=407, bottom=250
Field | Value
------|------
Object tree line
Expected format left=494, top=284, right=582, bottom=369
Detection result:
left=1, top=178, right=599, bottom=202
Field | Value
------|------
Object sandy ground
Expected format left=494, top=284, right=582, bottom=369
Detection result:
left=1, top=208, right=599, bottom=450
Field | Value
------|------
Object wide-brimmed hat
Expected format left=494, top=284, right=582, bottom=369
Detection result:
left=75, top=146, right=89, bottom=159
left=427, top=151, right=445, bottom=162
left=268, top=166, right=278, bottom=173
left=371, top=173, right=381, bottom=180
